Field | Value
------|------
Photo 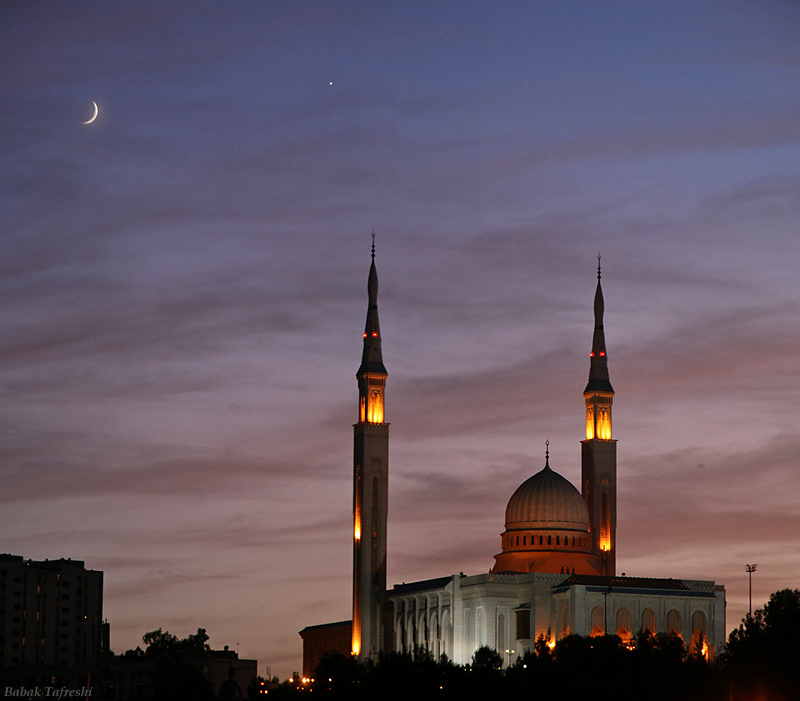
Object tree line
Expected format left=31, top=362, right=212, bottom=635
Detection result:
left=273, top=588, right=800, bottom=701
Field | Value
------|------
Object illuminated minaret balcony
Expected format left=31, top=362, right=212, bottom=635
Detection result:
left=359, top=375, right=385, bottom=424
left=585, top=392, right=613, bottom=441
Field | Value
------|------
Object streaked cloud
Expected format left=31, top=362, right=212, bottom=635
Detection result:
left=1, top=0, right=798, bottom=678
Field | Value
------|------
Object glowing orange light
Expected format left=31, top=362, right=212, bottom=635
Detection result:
left=354, top=514, right=361, bottom=540
left=363, top=332, right=367, bottom=338
left=597, top=408, right=611, bottom=440
left=366, top=391, right=384, bottom=423
left=590, top=351, right=594, bottom=357
left=599, top=535, right=611, bottom=552
left=547, top=639, right=555, bottom=650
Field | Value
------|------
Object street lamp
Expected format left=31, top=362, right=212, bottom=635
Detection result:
left=746, top=564, right=757, bottom=617
left=504, top=648, right=516, bottom=667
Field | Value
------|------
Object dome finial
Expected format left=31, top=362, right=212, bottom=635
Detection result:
left=545, top=438, right=550, bottom=468
left=371, top=231, right=375, bottom=260
left=597, top=252, right=601, bottom=280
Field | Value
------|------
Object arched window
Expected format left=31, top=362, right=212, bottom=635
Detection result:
left=558, top=604, right=570, bottom=639
left=600, top=492, right=609, bottom=550
left=539, top=535, right=543, bottom=545
left=641, top=608, right=655, bottom=633
left=548, top=535, right=552, bottom=545
left=667, top=609, right=681, bottom=636
left=590, top=606, right=604, bottom=636
left=616, top=608, right=630, bottom=636
left=692, top=610, right=706, bottom=634
left=523, top=536, right=527, bottom=545
left=441, top=610, right=450, bottom=659
left=397, top=615, right=406, bottom=652
left=556, top=535, right=560, bottom=545
left=465, top=610, right=475, bottom=657
left=430, top=612, right=439, bottom=659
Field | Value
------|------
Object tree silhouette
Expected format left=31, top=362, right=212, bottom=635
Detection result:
left=140, top=627, right=214, bottom=701
left=724, top=588, right=800, bottom=700
left=471, top=645, right=503, bottom=671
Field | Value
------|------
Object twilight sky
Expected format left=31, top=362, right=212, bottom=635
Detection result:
left=2, top=0, right=799, bottom=678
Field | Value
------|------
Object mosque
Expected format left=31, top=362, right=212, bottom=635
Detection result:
left=300, top=249, right=726, bottom=676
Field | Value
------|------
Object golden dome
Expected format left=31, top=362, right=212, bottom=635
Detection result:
left=492, top=454, right=599, bottom=575
left=505, top=461, right=589, bottom=531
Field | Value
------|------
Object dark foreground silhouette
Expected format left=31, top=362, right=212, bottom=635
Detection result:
left=273, top=588, right=800, bottom=701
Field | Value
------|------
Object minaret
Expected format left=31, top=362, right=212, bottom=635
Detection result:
left=352, top=236, right=389, bottom=660
left=581, top=257, right=617, bottom=577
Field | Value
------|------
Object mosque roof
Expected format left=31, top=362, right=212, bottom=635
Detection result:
left=391, top=576, right=453, bottom=594
left=553, top=574, right=719, bottom=597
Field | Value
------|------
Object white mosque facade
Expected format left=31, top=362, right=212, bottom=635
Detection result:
left=300, top=251, right=725, bottom=674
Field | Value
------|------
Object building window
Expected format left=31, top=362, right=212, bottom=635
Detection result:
left=599, top=492, right=610, bottom=551
left=590, top=606, right=604, bottom=636
left=465, top=611, right=475, bottom=653
left=515, top=610, right=530, bottom=640
left=558, top=605, right=570, bottom=639
left=523, top=536, right=526, bottom=545
left=616, top=608, right=631, bottom=637
left=667, top=610, right=681, bottom=636
left=548, top=535, right=552, bottom=545
left=539, top=536, right=543, bottom=545
left=691, top=610, right=706, bottom=635
left=642, top=609, right=655, bottom=633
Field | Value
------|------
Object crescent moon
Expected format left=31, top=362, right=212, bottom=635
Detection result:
left=83, top=101, right=98, bottom=125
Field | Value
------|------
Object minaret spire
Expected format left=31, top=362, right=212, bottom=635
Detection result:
left=585, top=255, right=613, bottom=395
left=352, top=237, right=389, bottom=659
left=581, top=257, right=617, bottom=577
left=359, top=235, right=385, bottom=377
